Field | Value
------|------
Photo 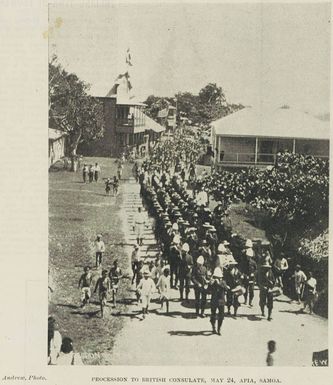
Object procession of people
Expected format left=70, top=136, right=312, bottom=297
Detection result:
left=74, top=149, right=317, bottom=330
left=49, top=143, right=319, bottom=366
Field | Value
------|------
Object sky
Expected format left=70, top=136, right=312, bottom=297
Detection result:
left=49, top=2, right=331, bottom=116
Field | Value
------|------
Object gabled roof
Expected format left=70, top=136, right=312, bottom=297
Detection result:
left=144, top=114, right=165, bottom=133
left=212, top=106, right=330, bottom=140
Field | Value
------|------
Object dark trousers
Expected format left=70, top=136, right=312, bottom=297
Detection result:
left=210, top=304, right=224, bottom=330
left=179, top=275, right=191, bottom=299
left=244, top=282, right=254, bottom=305
left=96, top=252, right=103, bottom=267
left=89, top=172, right=94, bottom=183
left=132, top=261, right=139, bottom=284
left=94, top=171, right=99, bottom=182
left=170, top=264, right=179, bottom=288
left=259, top=289, right=273, bottom=313
left=83, top=172, right=87, bottom=183
left=194, top=286, right=207, bottom=315
left=227, top=291, right=240, bottom=312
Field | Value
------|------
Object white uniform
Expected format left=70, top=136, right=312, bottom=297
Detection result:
left=157, top=275, right=170, bottom=300
left=137, top=277, right=155, bottom=308
left=134, top=212, right=146, bottom=238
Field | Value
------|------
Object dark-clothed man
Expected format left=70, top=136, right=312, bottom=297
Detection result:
left=191, top=255, right=209, bottom=317
left=208, top=267, right=229, bottom=335
left=244, top=254, right=257, bottom=307
left=258, top=262, right=275, bottom=321
left=179, top=243, right=193, bottom=300
left=225, top=262, right=243, bottom=316
left=169, top=242, right=181, bottom=289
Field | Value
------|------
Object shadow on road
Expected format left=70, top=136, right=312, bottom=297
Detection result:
left=71, top=310, right=100, bottom=318
left=279, top=309, right=304, bottom=315
left=234, top=314, right=263, bottom=321
left=275, top=298, right=292, bottom=303
left=168, top=330, right=214, bottom=337
left=151, top=310, right=198, bottom=319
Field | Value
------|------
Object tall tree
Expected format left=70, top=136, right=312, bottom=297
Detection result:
left=49, top=58, right=104, bottom=170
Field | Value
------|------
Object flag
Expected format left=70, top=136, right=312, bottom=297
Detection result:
left=126, top=48, right=133, bottom=66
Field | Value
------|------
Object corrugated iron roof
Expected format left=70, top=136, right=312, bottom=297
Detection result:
left=212, top=106, right=329, bottom=140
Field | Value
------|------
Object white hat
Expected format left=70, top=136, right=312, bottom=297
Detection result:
left=213, top=267, right=223, bottom=278
left=172, top=223, right=179, bottom=231
left=182, top=243, right=190, bottom=252
left=222, top=240, right=230, bottom=246
left=218, top=243, right=227, bottom=253
left=245, top=239, right=253, bottom=248
left=197, top=255, right=204, bottom=265
left=143, top=269, right=151, bottom=276
left=246, top=248, right=254, bottom=257
left=173, top=234, right=181, bottom=245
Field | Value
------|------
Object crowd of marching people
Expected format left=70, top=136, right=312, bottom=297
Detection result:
left=134, top=159, right=318, bottom=332
left=48, top=141, right=320, bottom=364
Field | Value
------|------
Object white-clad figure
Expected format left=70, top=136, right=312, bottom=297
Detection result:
left=133, top=206, right=146, bottom=246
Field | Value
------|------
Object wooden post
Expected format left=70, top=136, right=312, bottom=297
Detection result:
left=292, top=138, right=296, bottom=154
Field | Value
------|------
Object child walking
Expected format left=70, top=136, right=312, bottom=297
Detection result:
left=156, top=266, right=170, bottom=313
left=136, top=269, right=156, bottom=319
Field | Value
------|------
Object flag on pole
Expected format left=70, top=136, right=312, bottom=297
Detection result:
left=126, top=48, right=133, bottom=66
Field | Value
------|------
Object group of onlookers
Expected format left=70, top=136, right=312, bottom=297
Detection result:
left=82, top=163, right=101, bottom=183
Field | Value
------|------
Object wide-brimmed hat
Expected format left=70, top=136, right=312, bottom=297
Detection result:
left=143, top=269, right=151, bottom=276
left=222, top=240, right=230, bottom=246
left=203, top=222, right=212, bottom=228
left=182, top=243, right=190, bottom=252
left=207, top=226, right=217, bottom=233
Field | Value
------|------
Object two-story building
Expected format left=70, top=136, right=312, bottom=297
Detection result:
left=211, top=106, right=329, bottom=168
left=79, top=72, right=165, bottom=157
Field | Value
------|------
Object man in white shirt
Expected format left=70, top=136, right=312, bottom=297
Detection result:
left=292, top=265, right=307, bottom=304
left=95, top=234, right=105, bottom=268
left=273, top=253, right=289, bottom=288
left=133, top=207, right=146, bottom=246
left=302, top=271, right=317, bottom=314
left=137, top=270, right=156, bottom=319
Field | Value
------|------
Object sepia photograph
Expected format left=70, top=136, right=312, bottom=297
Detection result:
left=47, top=2, right=329, bottom=367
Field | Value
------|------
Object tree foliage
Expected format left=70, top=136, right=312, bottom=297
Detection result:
left=49, top=58, right=105, bottom=165
left=144, top=83, right=244, bottom=127
left=196, top=152, right=329, bottom=240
